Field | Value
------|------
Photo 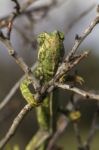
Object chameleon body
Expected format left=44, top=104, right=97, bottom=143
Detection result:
left=20, top=31, right=65, bottom=150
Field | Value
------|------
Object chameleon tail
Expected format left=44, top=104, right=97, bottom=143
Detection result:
left=20, top=78, right=37, bottom=106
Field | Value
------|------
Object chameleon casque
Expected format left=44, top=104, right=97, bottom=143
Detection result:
left=20, top=31, right=65, bottom=150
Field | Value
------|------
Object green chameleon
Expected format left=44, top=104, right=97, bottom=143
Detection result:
left=20, top=31, right=81, bottom=150
left=20, top=31, right=64, bottom=105
left=20, top=31, right=64, bottom=150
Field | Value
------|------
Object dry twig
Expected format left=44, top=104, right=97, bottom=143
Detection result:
left=66, top=6, right=99, bottom=61
left=0, top=35, right=40, bottom=90
left=47, top=115, right=69, bottom=150
left=0, top=79, right=21, bottom=111
left=0, top=62, right=37, bottom=111
left=55, top=83, right=99, bottom=101
left=0, top=104, right=32, bottom=149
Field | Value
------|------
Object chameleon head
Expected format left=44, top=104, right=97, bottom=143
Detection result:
left=37, top=30, right=64, bottom=47
left=37, top=30, right=65, bottom=61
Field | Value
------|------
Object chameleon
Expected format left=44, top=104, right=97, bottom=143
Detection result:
left=20, top=31, right=82, bottom=150
left=20, top=30, right=65, bottom=150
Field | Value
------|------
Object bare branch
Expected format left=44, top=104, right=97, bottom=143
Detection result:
left=0, top=62, right=38, bottom=111
left=73, top=122, right=83, bottom=149
left=0, top=104, right=32, bottom=149
left=36, top=51, right=89, bottom=102
left=0, top=79, right=21, bottom=111
left=66, top=6, right=99, bottom=61
left=55, top=51, right=89, bottom=81
left=55, top=83, right=99, bottom=101
left=0, top=36, right=40, bottom=90
left=47, top=115, right=69, bottom=150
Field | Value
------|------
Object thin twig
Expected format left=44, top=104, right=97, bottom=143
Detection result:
left=0, top=79, right=21, bottom=111
left=66, top=6, right=99, bottom=61
left=73, top=122, right=83, bottom=149
left=0, top=37, right=40, bottom=90
left=47, top=115, right=69, bottom=150
left=55, top=83, right=99, bottom=101
left=55, top=51, right=89, bottom=80
left=0, top=104, right=32, bottom=149
left=36, top=51, right=89, bottom=102
left=0, top=62, right=37, bottom=111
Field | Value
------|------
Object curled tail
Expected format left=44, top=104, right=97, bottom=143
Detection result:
left=20, top=78, right=37, bottom=106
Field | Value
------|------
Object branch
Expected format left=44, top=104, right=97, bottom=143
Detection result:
left=55, top=51, right=89, bottom=81
left=0, top=79, right=21, bottom=111
left=65, top=5, right=99, bottom=61
left=73, top=122, right=83, bottom=150
left=47, top=115, right=69, bottom=150
left=55, top=83, right=99, bottom=101
left=0, top=104, right=32, bottom=149
left=36, top=51, right=89, bottom=102
left=0, top=36, right=40, bottom=90
left=0, top=62, right=38, bottom=111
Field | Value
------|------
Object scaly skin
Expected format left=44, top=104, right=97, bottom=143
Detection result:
left=20, top=31, right=65, bottom=150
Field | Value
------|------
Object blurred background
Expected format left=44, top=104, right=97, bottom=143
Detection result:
left=0, top=0, right=99, bottom=149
